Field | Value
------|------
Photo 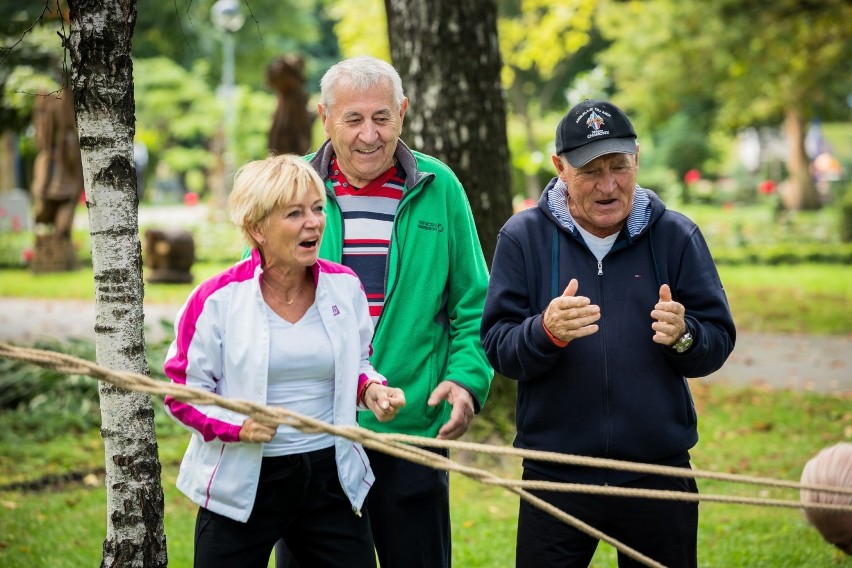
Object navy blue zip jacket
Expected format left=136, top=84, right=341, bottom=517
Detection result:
left=481, top=178, right=736, bottom=485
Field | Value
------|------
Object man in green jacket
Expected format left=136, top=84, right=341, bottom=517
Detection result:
left=276, top=55, right=492, bottom=567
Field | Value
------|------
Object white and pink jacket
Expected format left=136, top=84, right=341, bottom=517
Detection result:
left=164, top=249, right=385, bottom=522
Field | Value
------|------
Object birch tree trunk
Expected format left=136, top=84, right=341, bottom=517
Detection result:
left=66, top=1, right=168, bottom=566
left=384, top=0, right=513, bottom=266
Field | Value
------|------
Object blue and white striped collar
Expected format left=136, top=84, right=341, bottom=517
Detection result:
left=547, top=179, right=651, bottom=238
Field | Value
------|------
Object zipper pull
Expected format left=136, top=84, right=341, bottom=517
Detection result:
left=597, top=260, right=603, bottom=276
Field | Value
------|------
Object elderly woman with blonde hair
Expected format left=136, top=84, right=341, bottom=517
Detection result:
left=800, top=442, right=852, bottom=555
left=164, top=153, right=405, bottom=567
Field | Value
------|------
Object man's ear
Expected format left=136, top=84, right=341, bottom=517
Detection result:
left=397, top=97, right=409, bottom=131
left=552, top=154, right=568, bottom=176
left=317, top=103, right=332, bottom=139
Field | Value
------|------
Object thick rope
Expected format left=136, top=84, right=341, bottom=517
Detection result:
left=2, top=341, right=851, bottom=567
left=0, top=342, right=660, bottom=566
left=3, top=341, right=851, bottom=505
left=382, top=434, right=852, bottom=497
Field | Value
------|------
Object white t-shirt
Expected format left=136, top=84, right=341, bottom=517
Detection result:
left=262, top=301, right=336, bottom=457
left=575, top=223, right=618, bottom=262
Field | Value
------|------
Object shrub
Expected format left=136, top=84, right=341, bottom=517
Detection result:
left=840, top=183, right=852, bottom=243
left=0, top=338, right=101, bottom=438
left=711, top=242, right=852, bottom=265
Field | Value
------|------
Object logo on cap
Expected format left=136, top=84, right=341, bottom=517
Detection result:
left=586, top=111, right=605, bottom=131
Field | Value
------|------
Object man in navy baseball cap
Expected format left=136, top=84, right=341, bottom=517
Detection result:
left=555, top=99, right=637, bottom=167
left=481, top=95, right=736, bottom=568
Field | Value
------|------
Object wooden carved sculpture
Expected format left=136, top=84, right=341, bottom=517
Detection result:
left=30, top=92, right=85, bottom=272
left=31, top=92, right=84, bottom=237
left=143, top=228, right=196, bottom=284
left=266, top=54, right=315, bottom=156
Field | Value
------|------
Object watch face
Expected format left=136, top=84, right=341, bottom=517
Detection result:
left=675, top=333, right=693, bottom=353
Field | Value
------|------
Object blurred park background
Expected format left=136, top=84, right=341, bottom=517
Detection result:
left=1, top=0, right=851, bottom=265
left=0, top=0, right=851, bottom=566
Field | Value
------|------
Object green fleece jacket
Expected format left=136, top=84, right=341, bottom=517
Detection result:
left=309, top=139, right=493, bottom=437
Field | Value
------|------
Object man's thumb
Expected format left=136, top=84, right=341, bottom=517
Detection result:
left=562, top=278, right=579, bottom=297
left=427, top=382, right=449, bottom=406
left=659, top=283, right=672, bottom=302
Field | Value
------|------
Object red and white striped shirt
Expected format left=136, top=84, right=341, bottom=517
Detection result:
left=330, top=157, right=405, bottom=323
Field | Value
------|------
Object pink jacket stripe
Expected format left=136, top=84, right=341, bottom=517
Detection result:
left=164, top=257, right=256, bottom=442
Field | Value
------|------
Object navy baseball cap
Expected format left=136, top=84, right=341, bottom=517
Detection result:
left=555, top=99, right=637, bottom=167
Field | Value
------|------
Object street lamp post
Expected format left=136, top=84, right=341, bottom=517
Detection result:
left=211, top=0, right=244, bottom=203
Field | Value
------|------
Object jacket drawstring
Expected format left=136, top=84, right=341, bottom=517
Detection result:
left=648, top=225, right=662, bottom=289
left=551, top=224, right=559, bottom=298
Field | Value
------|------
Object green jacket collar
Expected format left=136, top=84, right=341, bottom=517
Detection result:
left=308, top=139, right=429, bottom=191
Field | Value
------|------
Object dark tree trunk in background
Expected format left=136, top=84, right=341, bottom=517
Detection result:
left=781, top=107, right=821, bottom=211
left=67, top=1, right=168, bottom=566
left=385, top=0, right=513, bottom=266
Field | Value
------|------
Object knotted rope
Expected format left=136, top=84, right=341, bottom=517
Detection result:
left=1, top=341, right=850, bottom=568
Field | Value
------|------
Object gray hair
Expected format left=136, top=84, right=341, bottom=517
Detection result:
left=319, top=56, right=405, bottom=111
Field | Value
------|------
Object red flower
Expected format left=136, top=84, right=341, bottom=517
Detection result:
left=759, top=180, right=776, bottom=194
left=683, top=169, right=701, bottom=185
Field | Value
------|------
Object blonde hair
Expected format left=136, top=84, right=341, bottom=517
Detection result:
left=800, top=443, right=852, bottom=554
left=228, top=154, right=326, bottom=249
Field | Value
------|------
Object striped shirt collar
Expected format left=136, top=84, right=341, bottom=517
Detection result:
left=329, top=157, right=404, bottom=194
left=547, top=179, right=651, bottom=238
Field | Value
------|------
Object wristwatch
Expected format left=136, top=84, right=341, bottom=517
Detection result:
left=671, top=331, right=693, bottom=353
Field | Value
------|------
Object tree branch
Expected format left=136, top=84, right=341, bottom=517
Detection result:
left=0, top=0, right=55, bottom=67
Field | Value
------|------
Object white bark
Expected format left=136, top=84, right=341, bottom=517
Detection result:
left=67, top=1, right=167, bottom=566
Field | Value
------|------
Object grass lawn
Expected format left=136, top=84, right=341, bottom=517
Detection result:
left=0, top=262, right=234, bottom=306
left=717, top=264, right=852, bottom=335
left=1, top=385, right=850, bottom=567
left=0, top=220, right=849, bottom=565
